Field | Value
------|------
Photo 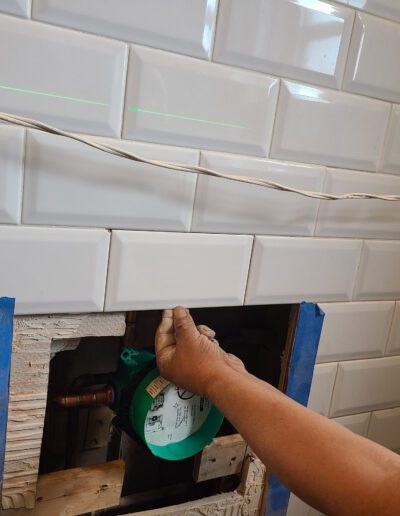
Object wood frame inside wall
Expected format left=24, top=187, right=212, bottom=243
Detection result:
left=1, top=305, right=298, bottom=515
left=0, top=313, right=126, bottom=510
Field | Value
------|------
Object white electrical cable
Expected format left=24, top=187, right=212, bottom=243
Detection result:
left=1, top=111, right=400, bottom=201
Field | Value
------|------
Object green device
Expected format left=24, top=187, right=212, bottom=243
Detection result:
left=112, top=347, right=224, bottom=461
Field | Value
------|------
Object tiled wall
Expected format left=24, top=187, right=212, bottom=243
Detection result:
left=0, top=1, right=399, bottom=512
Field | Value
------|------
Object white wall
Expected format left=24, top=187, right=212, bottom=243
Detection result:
left=0, top=2, right=399, bottom=513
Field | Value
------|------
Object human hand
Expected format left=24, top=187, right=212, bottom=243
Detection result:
left=155, top=306, right=246, bottom=397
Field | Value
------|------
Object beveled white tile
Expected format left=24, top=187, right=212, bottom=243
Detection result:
left=105, top=231, right=253, bottom=311
left=192, top=152, right=324, bottom=236
left=307, top=363, right=338, bottom=416
left=353, top=240, right=400, bottom=301
left=348, top=0, right=400, bottom=22
left=0, top=15, right=127, bottom=136
left=286, top=494, right=312, bottom=516
left=0, top=0, right=30, bottom=17
left=0, top=126, right=24, bottom=224
left=317, top=302, right=394, bottom=363
left=32, top=0, right=218, bottom=59
left=368, top=408, right=400, bottom=451
left=214, top=0, right=354, bottom=88
left=332, top=412, right=371, bottom=436
left=315, top=169, right=400, bottom=239
left=123, top=45, right=279, bottom=156
left=380, top=105, right=400, bottom=175
left=386, top=302, right=400, bottom=356
left=23, top=130, right=198, bottom=231
left=0, top=226, right=110, bottom=314
left=270, top=81, right=390, bottom=171
left=343, top=13, right=400, bottom=103
left=330, top=356, right=400, bottom=417
left=245, top=237, right=362, bottom=305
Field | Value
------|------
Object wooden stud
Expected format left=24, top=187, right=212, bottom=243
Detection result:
left=34, top=460, right=124, bottom=516
left=1, top=313, right=126, bottom=510
left=193, top=434, right=246, bottom=483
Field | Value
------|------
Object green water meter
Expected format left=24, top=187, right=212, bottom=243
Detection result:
left=112, top=347, right=224, bottom=461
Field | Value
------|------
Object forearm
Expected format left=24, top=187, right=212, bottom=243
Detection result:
left=207, top=366, right=400, bottom=515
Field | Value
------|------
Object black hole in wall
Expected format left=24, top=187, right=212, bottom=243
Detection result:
left=40, top=304, right=293, bottom=514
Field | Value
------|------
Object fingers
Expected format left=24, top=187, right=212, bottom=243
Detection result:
left=173, top=306, right=201, bottom=344
left=155, top=309, right=175, bottom=354
left=197, top=324, right=216, bottom=339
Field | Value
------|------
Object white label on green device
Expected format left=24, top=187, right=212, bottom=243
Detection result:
left=144, top=384, right=211, bottom=446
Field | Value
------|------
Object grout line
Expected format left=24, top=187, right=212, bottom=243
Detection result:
left=209, top=0, right=221, bottom=62
left=338, top=5, right=356, bottom=91
left=327, top=361, right=340, bottom=418
left=102, top=230, right=113, bottom=312
left=242, top=236, right=256, bottom=305
left=376, top=103, right=393, bottom=173
left=18, top=128, right=28, bottom=225
left=365, top=411, right=373, bottom=437
left=266, top=79, right=281, bottom=159
left=188, top=152, right=202, bottom=232
left=350, top=240, right=365, bottom=301
left=383, top=301, right=397, bottom=356
left=118, top=44, right=130, bottom=139
left=312, top=167, right=327, bottom=237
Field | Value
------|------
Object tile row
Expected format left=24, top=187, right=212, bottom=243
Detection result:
left=308, top=356, right=400, bottom=418
left=2, top=127, right=400, bottom=239
left=316, top=301, right=397, bottom=363
left=1, top=13, right=400, bottom=171
left=2, top=226, right=400, bottom=314
left=4, top=1, right=400, bottom=105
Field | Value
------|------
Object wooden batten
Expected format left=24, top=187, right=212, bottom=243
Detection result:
left=193, top=434, right=247, bottom=483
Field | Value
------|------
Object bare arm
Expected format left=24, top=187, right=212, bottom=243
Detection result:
left=155, top=307, right=400, bottom=516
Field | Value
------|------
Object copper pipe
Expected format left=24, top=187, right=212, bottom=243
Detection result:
left=54, top=386, right=114, bottom=408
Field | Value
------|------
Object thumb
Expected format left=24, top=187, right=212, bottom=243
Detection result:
left=173, top=306, right=200, bottom=343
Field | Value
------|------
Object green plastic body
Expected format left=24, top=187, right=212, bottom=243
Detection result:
left=112, top=347, right=224, bottom=461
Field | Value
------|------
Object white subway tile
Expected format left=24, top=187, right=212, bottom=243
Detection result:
left=0, top=15, right=127, bottom=136
left=22, top=130, right=198, bottom=231
left=368, top=408, right=400, bottom=452
left=122, top=45, right=279, bottom=156
left=380, top=105, right=400, bottom=175
left=287, top=494, right=313, bottom=516
left=270, top=81, right=390, bottom=171
left=105, top=231, right=253, bottom=311
left=192, top=152, right=323, bottom=236
left=332, top=412, right=371, bottom=436
left=348, top=0, right=400, bottom=22
left=315, top=169, right=400, bottom=239
left=0, top=126, right=24, bottom=224
left=353, top=240, right=400, bottom=301
left=317, top=302, right=394, bottom=363
left=32, top=0, right=217, bottom=59
left=0, top=226, right=110, bottom=314
left=214, top=0, right=353, bottom=88
left=245, top=236, right=362, bottom=305
left=343, top=13, right=400, bottom=103
left=330, top=356, right=400, bottom=416
left=307, top=363, right=338, bottom=416
left=386, top=302, right=400, bottom=356
left=0, top=0, right=30, bottom=17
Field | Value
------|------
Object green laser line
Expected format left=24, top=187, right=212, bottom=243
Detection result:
left=128, top=106, right=246, bottom=129
left=0, top=85, right=109, bottom=106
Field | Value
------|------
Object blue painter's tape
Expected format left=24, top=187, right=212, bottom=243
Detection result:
left=266, top=302, right=325, bottom=516
left=0, top=297, right=15, bottom=491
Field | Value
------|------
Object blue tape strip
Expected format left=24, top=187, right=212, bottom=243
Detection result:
left=0, top=297, right=15, bottom=491
left=266, top=302, right=324, bottom=516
